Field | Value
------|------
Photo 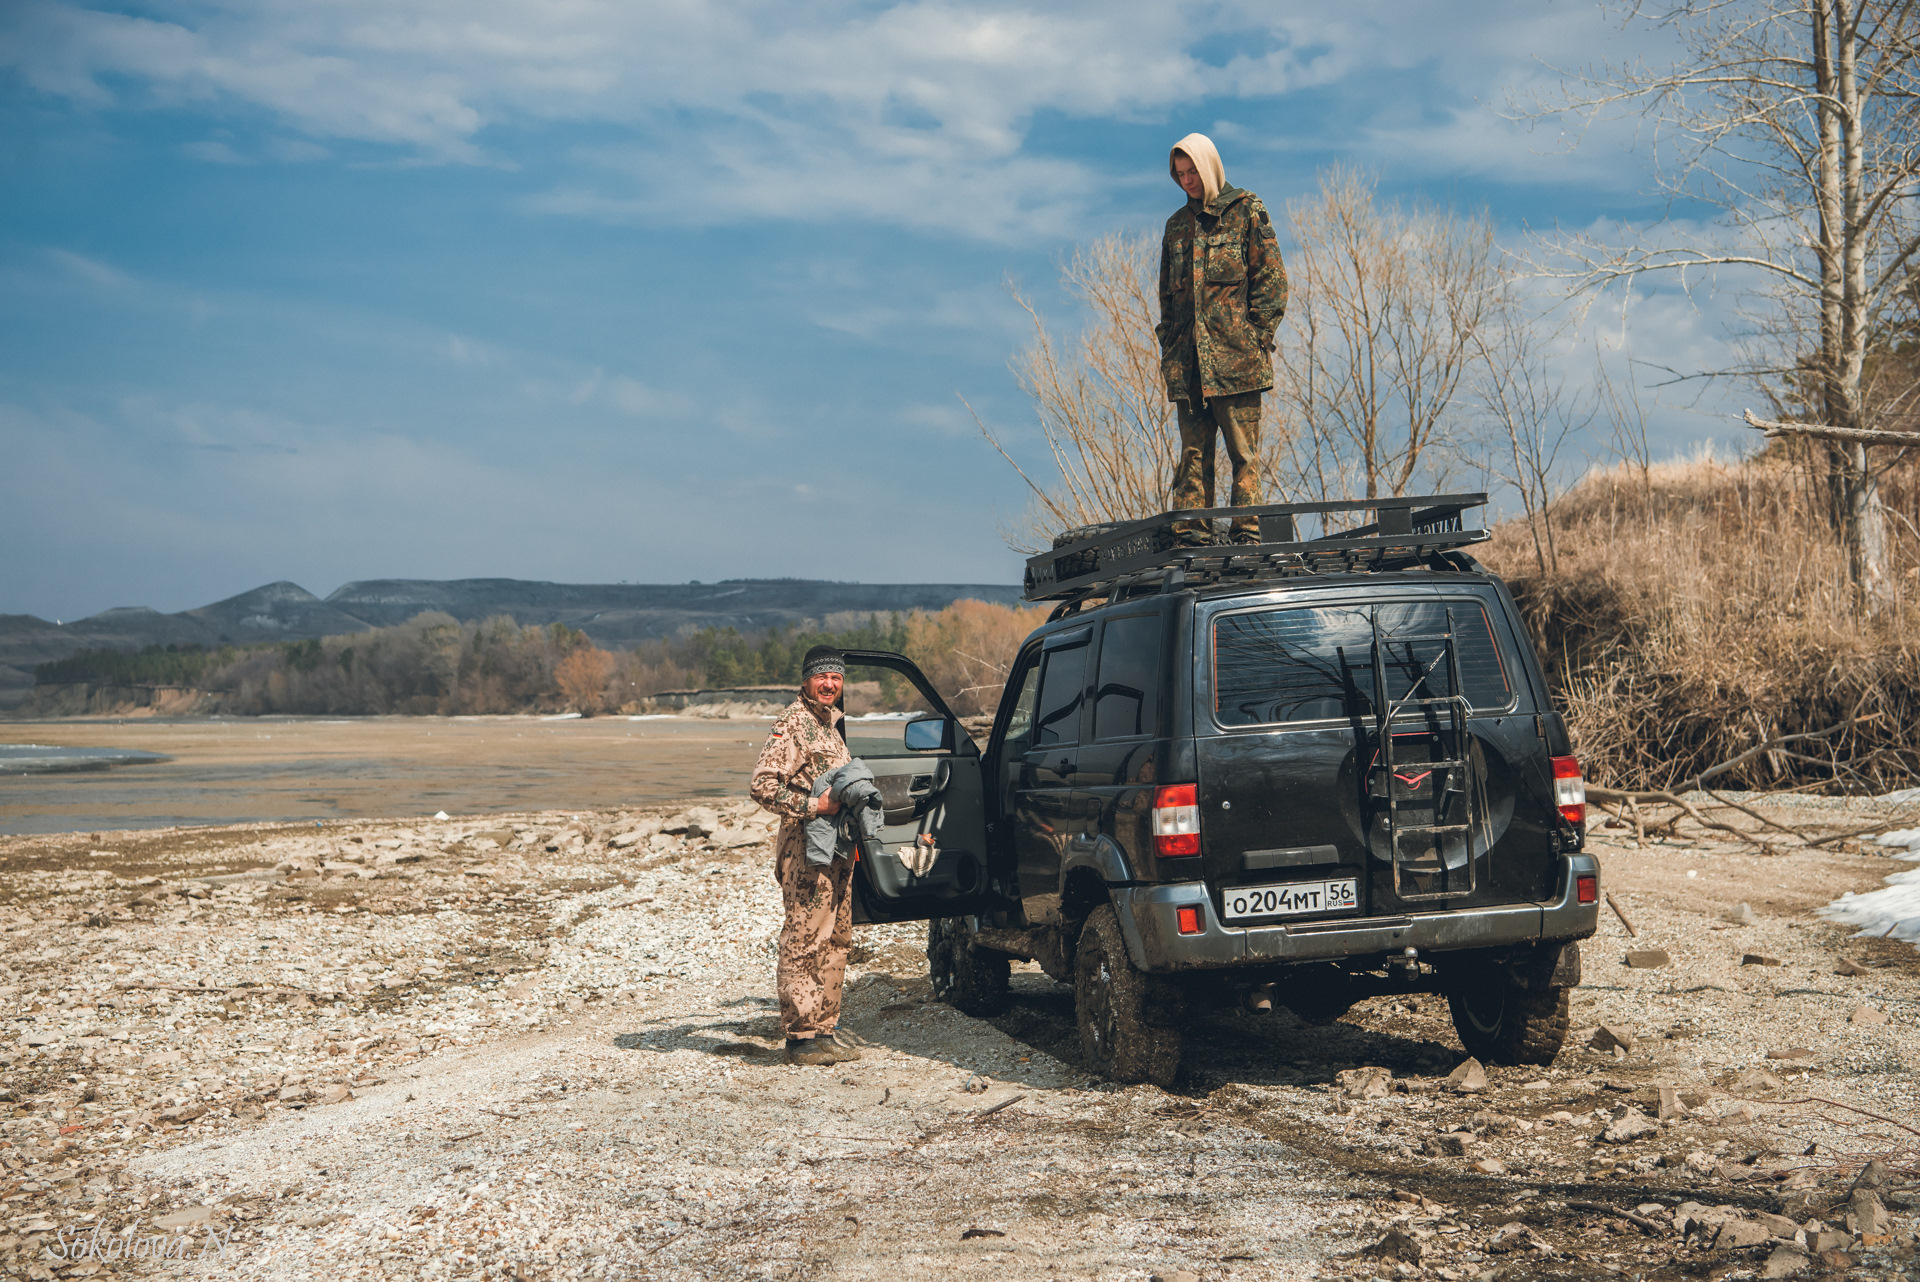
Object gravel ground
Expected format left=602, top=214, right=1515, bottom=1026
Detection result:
left=0, top=793, right=1913, bottom=1281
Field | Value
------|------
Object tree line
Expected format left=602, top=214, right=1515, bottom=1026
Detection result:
left=34, top=600, right=1049, bottom=719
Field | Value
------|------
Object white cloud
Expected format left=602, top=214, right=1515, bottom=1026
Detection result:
left=182, top=138, right=248, bottom=164
left=1, top=0, right=1663, bottom=240
left=43, top=247, right=129, bottom=287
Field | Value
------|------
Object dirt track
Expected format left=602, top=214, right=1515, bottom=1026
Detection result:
left=0, top=796, right=1914, bottom=1281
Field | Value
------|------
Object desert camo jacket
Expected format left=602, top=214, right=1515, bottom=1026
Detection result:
left=1156, top=183, right=1288, bottom=404
left=750, top=696, right=852, bottom=837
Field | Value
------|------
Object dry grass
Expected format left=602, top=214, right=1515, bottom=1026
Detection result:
left=1481, top=454, right=1920, bottom=792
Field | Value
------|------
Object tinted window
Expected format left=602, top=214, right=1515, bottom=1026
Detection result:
left=1033, top=641, right=1089, bottom=746
left=1001, top=655, right=1041, bottom=747
left=1094, top=615, right=1161, bottom=740
left=1214, top=600, right=1511, bottom=727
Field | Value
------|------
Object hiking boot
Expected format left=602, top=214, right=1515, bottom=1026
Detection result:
left=784, top=1038, right=838, bottom=1066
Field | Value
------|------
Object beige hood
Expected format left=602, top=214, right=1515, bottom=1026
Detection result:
left=1169, top=133, right=1226, bottom=206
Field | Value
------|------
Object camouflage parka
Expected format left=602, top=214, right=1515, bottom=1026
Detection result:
left=1156, top=183, right=1288, bottom=404
left=750, top=696, right=851, bottom=823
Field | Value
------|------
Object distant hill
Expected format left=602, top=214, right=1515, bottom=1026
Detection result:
left=0, top=578, right=1025, bottom=709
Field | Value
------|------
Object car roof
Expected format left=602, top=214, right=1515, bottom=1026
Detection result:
left=1022, top=567, right=1506, bottom=647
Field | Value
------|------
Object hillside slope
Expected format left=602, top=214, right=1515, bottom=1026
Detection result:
left=0, top=578, right=1024, bottom=709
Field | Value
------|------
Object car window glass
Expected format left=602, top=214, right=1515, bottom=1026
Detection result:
left=1093, top=614, right=1161, bottom=740
left=1214, top=600, right=1510, bottom=727
left=1001, top=657, right=1041, bottom=747
left=1376, top=601, right=1512, bottom=708
left=1033, top=642, right=1089, bottom=747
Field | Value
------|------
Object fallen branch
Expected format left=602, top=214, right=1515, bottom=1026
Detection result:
left=1744, top=410, right=1920, bottom=448
left=1806, top=822, right=1901, bottom=848
left=1714, top=1091, right=1920, bottom=1141
left=1565, top=1199, right=1665, bottom=1234
left=1683, top=715, right=1876, bottom=793
left=1604, top=894, right=1638, bottom=938
left=1701, top=789, right=1818, bottom=842
left=1585, top=787, right=1777, bottom=851
left=973, top=1094, right=1027, bottom=1121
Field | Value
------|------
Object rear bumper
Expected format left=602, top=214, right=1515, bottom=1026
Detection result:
left=1111, top=854, right=1599, bottom=973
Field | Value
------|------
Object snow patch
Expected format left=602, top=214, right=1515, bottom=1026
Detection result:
left=1819, top=865, right=1920, bottom=946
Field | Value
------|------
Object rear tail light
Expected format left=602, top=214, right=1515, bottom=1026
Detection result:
left=1550, top=755, right=1586, bottom=827
left=1176, top=905, right=1203, bottom=935
left=1151, top=783, right=1201, bottom=857
left=1576, top=874, right=1597, bottom=904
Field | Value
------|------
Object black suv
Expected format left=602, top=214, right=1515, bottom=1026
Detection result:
left=831, top=495, right=1597, bottom=1086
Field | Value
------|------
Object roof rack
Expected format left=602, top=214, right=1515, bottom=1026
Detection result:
left=1023, top=493, right=1491, bottom=602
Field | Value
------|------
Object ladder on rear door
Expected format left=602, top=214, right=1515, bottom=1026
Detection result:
left=1369, top=608, right=1488, bottom=902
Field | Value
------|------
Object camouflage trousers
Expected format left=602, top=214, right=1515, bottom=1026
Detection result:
left=775, top=830, right=854, bottom=1040
left=1170, top=391, right=1263, bottom=542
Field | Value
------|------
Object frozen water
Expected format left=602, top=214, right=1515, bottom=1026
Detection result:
left=1876, top=827, right=1920, bottom=852
left=0, top=744, right=169, bottom=774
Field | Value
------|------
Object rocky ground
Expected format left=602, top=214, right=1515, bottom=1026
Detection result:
left=0, top=793, right=1912, bottom=1281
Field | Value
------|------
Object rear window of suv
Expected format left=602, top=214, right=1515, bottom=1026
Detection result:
left=1213, top=600, right=1512, bottom=727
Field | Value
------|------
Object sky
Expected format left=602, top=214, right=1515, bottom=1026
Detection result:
left=0, top=0, right=1753, bottom=622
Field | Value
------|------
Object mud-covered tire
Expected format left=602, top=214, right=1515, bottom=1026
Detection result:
left=927, top=917, right=1011, bottom=1017
left=1447, top=971, right=1570, bottom=1066
left=1073, top=904, right=1182, bottom=1086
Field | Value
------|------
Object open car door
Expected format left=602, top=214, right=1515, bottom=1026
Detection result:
left=836, top=650, right=999, bottom=925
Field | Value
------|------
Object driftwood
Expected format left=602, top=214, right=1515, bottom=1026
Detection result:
left=1586, top=715, right=1898, bottom=850
left=1744, top=409, right=1920, bottom=448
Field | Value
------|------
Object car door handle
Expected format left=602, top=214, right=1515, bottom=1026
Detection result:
left=1055, top=757, right=1073, bottom=773
left=908, top=775, right=935, bottom=795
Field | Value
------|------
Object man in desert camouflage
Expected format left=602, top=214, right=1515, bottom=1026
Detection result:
left=749, top=645, right=864, bottom=1066
left=1156, top=132, right=1288, bottom=547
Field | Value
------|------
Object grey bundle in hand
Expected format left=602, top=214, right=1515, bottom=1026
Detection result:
left=806, top=760, right=885, bottom=868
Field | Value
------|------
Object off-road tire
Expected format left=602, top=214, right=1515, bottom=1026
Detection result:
left=1446, top=972, right=1570, bottom=1066
left=927, top=917, right=1011, bottom=1017
left=1072, top=904, right=1182, bottom=1086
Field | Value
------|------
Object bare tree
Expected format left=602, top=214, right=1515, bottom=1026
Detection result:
left=1595, top=348, right=1657, bottom=508
left=1526, top=0, right=1920, bottom=607
left=1467, top=294, right=1594, bottom=575
left=1271, top=166, right=1502, bottom=503
left=972, top=232, right=1185, bottom=551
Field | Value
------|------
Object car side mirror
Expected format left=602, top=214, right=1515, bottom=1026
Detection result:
left=903, top=717, right=948, bottom=752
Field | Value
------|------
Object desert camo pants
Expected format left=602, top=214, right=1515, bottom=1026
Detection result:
left=1170, top=391, right=1263, bottom=542
left=775, top=832, right=854, bottom=1039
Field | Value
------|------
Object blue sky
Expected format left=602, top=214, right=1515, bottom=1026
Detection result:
left=0, top=0, right=1745, bottom=622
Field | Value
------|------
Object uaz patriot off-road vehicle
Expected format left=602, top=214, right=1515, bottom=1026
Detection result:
left=830, top=494, right=1598, bottom=1086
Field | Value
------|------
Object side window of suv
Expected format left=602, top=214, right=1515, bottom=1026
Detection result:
left=1093, top=613, right=1161, bottom=740
left=1000, top=653, right=1042, bottom=749
left=1033, top=637, right=1090, bottom=747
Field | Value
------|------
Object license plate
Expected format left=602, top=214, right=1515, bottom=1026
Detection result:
left=1221, top=878, right=1359, bottom=922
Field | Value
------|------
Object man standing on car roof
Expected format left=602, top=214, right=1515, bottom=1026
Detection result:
left=749, top=645, right=864, bottom=1066
left=1157, top=132, right=1287, bottom=548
